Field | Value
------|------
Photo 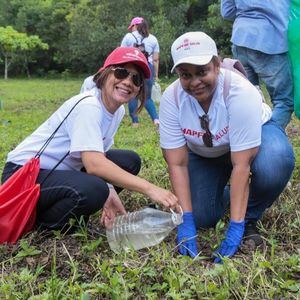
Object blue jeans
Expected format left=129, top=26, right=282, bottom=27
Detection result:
left=188, top=121, right=295, bottom=229
left=232, top=45, right=294, bottom=129
left=128, top=63, right=158, bottom=123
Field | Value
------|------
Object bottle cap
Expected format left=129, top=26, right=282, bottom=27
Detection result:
left=170, top=206, right=183, bottom=225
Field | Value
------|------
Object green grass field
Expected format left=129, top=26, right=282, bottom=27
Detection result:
left=0, top=78, right=299, bottom=299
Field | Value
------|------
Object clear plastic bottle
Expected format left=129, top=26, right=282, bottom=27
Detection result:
left=106, top=207, right=183, bottom=254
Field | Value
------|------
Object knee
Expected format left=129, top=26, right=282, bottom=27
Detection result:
left=125, top=151, right=141, bottom=175
left=254, top=135, right=294, bottom=188
left=80, top=176, right=109, bottom=214
left=254, top=152, right=294, bottom=190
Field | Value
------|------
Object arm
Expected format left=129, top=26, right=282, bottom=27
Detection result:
left=221, top=0, right=237, bottom=20
left=152, top=52, right=159, bottom=81
left=163, top=146, right=198, bottom=257
left=230, top=147, right=258, bottom=221
left=214, top=147, right=258, bottom=263
left=100, top=187, right=126, bottom=226
left=162, top=146, right=192, bottom=211
left=81, top=151, right=178, bottom=208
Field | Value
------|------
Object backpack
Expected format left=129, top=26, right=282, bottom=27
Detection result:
left=131, top=33, right=149, bottom=60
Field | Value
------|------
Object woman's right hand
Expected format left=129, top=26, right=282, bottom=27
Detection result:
left=146, top=183, right=178, bottom=208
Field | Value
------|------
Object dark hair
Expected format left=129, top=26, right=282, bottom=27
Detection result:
left=211, top=56, right=220, bottom=67
left=93, top=65, right=146, bottom=113
left=136, top=20, right=149, bottom=38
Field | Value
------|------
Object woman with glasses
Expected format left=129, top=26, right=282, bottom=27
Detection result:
left=2, top=47, right=178, bottom=233
left=159, top=32, right=294, bottom=261
left=121, top=17, right=160, bottom=127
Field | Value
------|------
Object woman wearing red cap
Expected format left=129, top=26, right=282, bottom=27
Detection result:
left=1, top=47, right=178, bottom=233
left=121, top=17, right=160, bottom=127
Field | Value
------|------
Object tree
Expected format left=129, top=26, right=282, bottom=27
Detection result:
left=0, top=0, right=232, bottom=76
left=151, top=13, right=177, bottom=76
left=0, top=26, right=48, bottom=79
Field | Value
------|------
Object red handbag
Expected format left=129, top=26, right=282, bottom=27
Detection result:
left=0, top=95, right=91, bottom=244
left=0, top=158, right=40, bottom=243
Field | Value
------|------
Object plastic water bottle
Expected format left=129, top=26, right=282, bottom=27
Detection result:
left=106, top=207, right=183, bottom=254
left=151, top=81, right=162, bottom=103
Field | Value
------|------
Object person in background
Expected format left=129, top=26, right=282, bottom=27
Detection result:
left=159, top=32, right=294, bottom=261
left=2, top=47, right=178, bottom=232
left=221, top=0, right=293, bottom=129
left=121, top=17, right=160, bottom=127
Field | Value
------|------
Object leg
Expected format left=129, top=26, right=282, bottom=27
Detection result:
left=188, top=152, right=232, bottom=229
left=1, top=149, right=141, bottom=231
left=232, top=45, right=260, bottom=85
left=105, top=149, right=141, bottom=193
left=128, top=98, right=139, bottom=124
left=247, top=121, right=295, bottom=221
left=39, top=147, right=142, bottom=229
left=144, top=63, right=159, bottom=122
left=257, top=53, right=293, bottom=129
left=244, top=50, right=294, bottom=129
left=36, top=170, right=109, bottom=230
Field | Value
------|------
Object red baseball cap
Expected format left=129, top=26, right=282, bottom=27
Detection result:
left=99, top=47, right=151, bottom=79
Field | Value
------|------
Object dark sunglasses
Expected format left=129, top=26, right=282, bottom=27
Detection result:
left=199, top=114, right=213, bottom=147
left=112, top=67, right=143, bottom=87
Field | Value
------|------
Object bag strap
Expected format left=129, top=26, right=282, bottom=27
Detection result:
left=221, top=58, right=247, bottom=79
left=37, top=95, right=92, bottom=183
left=131, top=32, right=139, bottom=44
left=35, top=95, right=92, bottom=158
left=223, top=69, right=231, bottom=105
left=40, top=151, right=70, bottom=185
left=222, top=67, right=266, bottom=106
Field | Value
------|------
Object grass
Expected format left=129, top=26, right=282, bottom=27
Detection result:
left=0, top=78, right=299, bottom=299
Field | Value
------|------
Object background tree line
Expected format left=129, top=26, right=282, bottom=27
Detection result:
left=0, top=0, right=232, bottom=78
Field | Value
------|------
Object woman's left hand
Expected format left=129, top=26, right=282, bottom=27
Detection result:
left=213, top=219, right=245, bottom=263
left=100, top=188, right=126, bottom=227
left=146, top=183, right=178, bottom=209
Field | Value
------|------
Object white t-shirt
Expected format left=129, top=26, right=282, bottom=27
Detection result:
left=121, top=31, right=159, bottom=64
left=7, top=87, right=125, bottom=170
left=159, top=69, right=272, bottom=158
left=80, top=75, right=96, bottom=93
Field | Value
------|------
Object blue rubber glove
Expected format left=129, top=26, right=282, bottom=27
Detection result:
left=214, top=219, right=245, bottom=263
left=177, top=212, right=198, bottom=258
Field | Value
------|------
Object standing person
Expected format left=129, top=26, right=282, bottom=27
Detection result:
left=221, top=0, right=293, bottom=129
left=159, top=32, right=295, bottom=261
left=1, top=47, right=178, bottom=232
left=121, top=17, right=160, bottom=127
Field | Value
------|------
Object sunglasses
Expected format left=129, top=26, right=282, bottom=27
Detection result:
left=112, top=67, right=143, bottom=87
left=200, top=114, right=213, bottom=147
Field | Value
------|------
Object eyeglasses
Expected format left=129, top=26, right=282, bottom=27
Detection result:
left=199, top=114, right=213, bottom=147
left=112, top=67, right=143, bottom=87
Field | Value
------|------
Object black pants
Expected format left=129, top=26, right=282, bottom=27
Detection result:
left=1, top=149, right=141, bottom=230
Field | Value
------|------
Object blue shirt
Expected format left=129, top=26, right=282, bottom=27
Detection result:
left=221, top=0, right=290, bottom=54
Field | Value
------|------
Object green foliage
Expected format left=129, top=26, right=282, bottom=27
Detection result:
left=151, top=13, right=177, bottom=76
left=0, top=25, right=48, bottom=78
left=0, top=0, right=231, bottom=76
